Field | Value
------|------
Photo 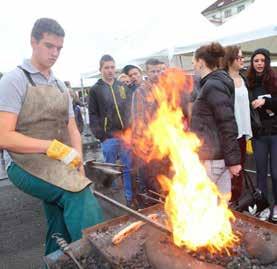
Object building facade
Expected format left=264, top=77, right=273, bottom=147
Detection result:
left=202, top=0, right=255, bottom=25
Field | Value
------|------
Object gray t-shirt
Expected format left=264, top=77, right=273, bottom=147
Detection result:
left=0, top=59, right=74, bottom=170
left=0, top=59, right=74, bottom=117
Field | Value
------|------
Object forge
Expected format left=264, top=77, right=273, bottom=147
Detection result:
left=43, top=67, right=276, bottom=268
left=83, top=204, right=277, bottom=269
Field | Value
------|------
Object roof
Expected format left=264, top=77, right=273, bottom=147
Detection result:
left=202, top=0, right=237, bottom=13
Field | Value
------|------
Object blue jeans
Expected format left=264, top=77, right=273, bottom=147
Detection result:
left=102, top=138, right=133, bottom=201
left=252, top=135, right=277, bottom=204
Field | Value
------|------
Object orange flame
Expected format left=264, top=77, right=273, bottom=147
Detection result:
left=121, top=68, right=239, bottom=253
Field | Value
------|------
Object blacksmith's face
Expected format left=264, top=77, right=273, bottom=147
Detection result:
left=31, top=33, right=63, bottom=69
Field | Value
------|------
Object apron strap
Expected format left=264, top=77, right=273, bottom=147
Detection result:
left=55, top=80, right=65, bottom=93
left=17, top=66, right=36, bottom=86
left=17, top=66, right=65, bottom=93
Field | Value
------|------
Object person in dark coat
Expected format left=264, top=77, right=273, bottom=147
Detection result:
left=88, top=55, right=133, bottom=207
left=190, top=42, right=241, bottom=201
left=247, top=48, right=277, bottom=221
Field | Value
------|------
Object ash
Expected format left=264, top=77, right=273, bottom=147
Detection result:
left=114, top=246, right=153, bottom=269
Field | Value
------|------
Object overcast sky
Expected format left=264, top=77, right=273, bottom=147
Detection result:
left=1, top=0, right=214, bottom=86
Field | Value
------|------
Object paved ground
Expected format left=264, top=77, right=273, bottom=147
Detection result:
left=0, top=180, right=46, bottom=269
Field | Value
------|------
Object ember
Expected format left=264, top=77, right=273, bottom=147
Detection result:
left=112, top=214, right=158, bottom=245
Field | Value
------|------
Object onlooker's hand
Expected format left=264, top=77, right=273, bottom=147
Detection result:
left=252, top=99, right=265, bottom=109
left=228, top=164, right=242, bottom=177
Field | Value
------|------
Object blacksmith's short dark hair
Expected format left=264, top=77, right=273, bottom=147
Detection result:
left=99, top=54, right=115, bottom=69
left=31, top=18, right=65, bottom=41
left=145, top=58, right=161, bottom=69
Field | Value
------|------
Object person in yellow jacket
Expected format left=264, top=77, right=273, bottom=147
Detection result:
left=0, top=18, right=103, bottom=255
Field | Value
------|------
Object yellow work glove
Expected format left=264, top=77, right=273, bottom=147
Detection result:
left=46, top=139, right=81, bottom=168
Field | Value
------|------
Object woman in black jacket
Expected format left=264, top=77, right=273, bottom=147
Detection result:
left=222, top=45, right=252, bottom=202
left=247, top=48, right=277, bottom=221
left=190, top=42, right=241, bottom=202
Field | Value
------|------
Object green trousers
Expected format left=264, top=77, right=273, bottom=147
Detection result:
left=7, top=162, right=104, bottom=255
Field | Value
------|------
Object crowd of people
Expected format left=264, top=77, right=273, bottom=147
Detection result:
left=88, top=43, right=277, bottom=222
left=0, top=17, right=276, bottom=257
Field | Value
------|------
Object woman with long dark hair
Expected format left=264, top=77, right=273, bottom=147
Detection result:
left=222, top=46, right=252, bottom=202
left=191, top=42, right=241, bottom=202
left=247, top=48, right=277, bottom=221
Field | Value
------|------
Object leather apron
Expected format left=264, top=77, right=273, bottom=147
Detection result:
left=8, top=68, right=91, bottom=192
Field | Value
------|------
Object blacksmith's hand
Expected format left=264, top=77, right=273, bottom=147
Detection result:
left=46, top=139, right=81, bottom=169
left=228, top=164, right=242, bottom=177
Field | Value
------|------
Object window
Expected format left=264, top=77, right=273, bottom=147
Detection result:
left=237, top=5, right=245, bottom=12
left=224, top=9, right=232, bottom=18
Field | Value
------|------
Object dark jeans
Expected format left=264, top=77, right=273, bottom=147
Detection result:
left=252, top=135, right=277, bottom=204
left=231, top=136, right=246, bottom=201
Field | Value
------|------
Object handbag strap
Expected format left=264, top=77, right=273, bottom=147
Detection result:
left=243, top=169, right=257, bottom=195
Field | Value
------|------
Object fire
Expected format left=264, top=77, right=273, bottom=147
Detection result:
left=122, top=68, right=239, bottom=253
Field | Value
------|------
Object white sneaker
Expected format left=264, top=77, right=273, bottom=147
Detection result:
left=258, top=208, right=270, bottom=221
left=271, top=205, right=277, bottom=221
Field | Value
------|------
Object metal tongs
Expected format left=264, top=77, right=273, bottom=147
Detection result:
left=84, top=159, right=124, bottom=175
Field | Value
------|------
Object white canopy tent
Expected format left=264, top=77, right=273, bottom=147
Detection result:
left=81, top=0, right=216, bottom=82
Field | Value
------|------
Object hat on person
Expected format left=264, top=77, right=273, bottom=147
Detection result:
left=121, top=65, right=142, bottom=75
left=251, top=48, right=271, bottom=63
